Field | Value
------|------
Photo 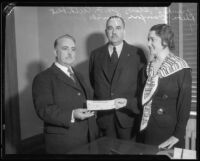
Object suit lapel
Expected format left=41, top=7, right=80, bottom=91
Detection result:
left=100, top=43, right=112, bottom=83
left=51, top=64, right=82, bottom=91
left=73, top=69, right=89, bottom=98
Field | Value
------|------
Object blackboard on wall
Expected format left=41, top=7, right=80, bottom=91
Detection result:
left=37, top=7, right=167, bottom=88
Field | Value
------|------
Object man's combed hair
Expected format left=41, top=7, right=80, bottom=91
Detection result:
left=106, top=15, right=125, bottom=28
left=54, top=34, right=76, bottom=49
left=150, top=24, right=175, bottom=50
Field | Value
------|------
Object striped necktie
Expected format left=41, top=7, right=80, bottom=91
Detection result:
left=67, top=67, right=75, bottom=82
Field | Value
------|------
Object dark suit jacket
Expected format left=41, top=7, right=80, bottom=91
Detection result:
left=89, top=41, right=146, bottom=129
left=139, top=66, right=192, bottom=147
left=32, top=63, right=98, bottom=153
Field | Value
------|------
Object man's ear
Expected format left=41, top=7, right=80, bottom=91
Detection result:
left=162, top=41, right=168, bottom=49
left=54, top=49, right=57, bottom=57
left=105, top=29, right=108, bottom=38
left=123, top=30, right=126, bottom=38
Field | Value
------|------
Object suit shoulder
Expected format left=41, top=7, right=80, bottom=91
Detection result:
left=90, top=44, right=107, bottom=55
left=125, top=42, right=147, bottom=65
left=126, top=43, right=142, bottom=52
left=125, top=43, right=143, bottom=56
left=176, top=68, right=192, bottom=78
left=33, top=67, right=53, bottom=82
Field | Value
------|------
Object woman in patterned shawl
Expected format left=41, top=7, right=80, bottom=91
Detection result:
left=138, top=24, right=192, bottom=149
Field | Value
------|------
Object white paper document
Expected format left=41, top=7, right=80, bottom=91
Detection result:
left=87, top=100, right=116, bottom=111
left=173, top=147, right=196, bottom=159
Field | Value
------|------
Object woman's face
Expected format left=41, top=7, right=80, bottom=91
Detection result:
left=147, top=30, right=165, bottom=58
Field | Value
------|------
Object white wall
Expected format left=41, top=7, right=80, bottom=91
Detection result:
left=14, top=7, right=43, bottom=140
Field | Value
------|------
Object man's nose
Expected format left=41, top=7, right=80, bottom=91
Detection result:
left=67, top=49, right=73, bottom=54
left=66, top=51, right=72, bottom=57
left=112, top=28, right=117, bottom=34
left=147, top=40, right=151, bottom=47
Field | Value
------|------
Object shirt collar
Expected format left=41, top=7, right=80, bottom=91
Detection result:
left=55, top=62, right=73, bottom=76
left=108, top=41, right=123, bottom=57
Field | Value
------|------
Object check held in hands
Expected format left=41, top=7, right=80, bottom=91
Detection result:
left=114, top=98, right=127, bottom=109
left=84, top=98, right=127, bottom=113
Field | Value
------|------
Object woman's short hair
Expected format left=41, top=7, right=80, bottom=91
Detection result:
left=54, top=34, right=76, bottom=49
left=150, top=24, right=175, bottom=50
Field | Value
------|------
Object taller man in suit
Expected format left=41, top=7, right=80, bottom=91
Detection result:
left=89, top=15, right=146, bottom=140
left=32, top=34, right=98, bottom=154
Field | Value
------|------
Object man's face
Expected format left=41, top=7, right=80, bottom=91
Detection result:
left=106, top=18, right=125, bottom=46
left=55, top=37, right=76, bottom=66
left=147, top=30, right=165, bottom=58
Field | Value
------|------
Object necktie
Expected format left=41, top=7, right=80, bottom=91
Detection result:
left=110, top=47, right=118, bottom=64
left=67, top=67, right=75, bottom=82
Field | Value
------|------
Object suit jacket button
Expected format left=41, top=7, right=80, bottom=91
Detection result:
left=77, top=92, right=81, bottom=96
left=162, top=94, right=168, bottom=99
left=157, top=108, right=164, bottom=115
left=111, top=93, right=114, bottom=96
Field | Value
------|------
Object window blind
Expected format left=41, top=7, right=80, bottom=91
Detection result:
left=182, top=3, right=197, bottom=111
left=168, top=3, right=197, bottom=111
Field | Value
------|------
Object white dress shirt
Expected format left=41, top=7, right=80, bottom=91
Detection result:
left=108, top=42, right=124, bottom=58
left=55, top=62, right=74, bottom=78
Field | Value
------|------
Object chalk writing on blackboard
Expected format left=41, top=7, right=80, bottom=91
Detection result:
left=168, top=8, right=196, bottom=32
left=49, top=7, right=196, bottom=31
left=168, top=8, right=195, bottom=21
left=49, top=7, right=166, bottom=24
left=49, top=7, right=91, bottom=15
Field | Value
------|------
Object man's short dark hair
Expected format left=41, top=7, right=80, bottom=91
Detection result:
left=106, top=15, right=125, bottom=28
left=54, top=34, right=76, bottom=49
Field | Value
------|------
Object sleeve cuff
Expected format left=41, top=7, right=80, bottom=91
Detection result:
left=71, top=110, right=75, bottom=123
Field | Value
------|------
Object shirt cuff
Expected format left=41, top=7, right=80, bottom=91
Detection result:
left=71, top=110, right=75, bottom=123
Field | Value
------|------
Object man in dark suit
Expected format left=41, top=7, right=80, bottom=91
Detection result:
left=32, top=34, right=98, bottom=154
left=89, top=15, right=146, bottom=140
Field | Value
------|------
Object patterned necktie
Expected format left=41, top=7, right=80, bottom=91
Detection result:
left=110, top=47, right=118, bottom=64
left=67, top=67, right=75, bottom=82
